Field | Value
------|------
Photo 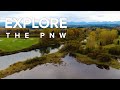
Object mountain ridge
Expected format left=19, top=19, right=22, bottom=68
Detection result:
left=0, top=21, right=120, bottom=28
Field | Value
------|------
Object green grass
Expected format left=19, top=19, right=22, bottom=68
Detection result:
left=0, top=38, right=39, bottom=52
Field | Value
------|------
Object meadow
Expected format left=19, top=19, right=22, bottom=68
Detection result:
left=0, top=38, right=39, bottom=52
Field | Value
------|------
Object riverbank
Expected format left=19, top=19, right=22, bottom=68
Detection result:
left=1, top=48, right=120, bottom=79
left=0, top=38, right=40, bottom=56
left=0, top=51, right=68, bottom=78
left=70, top=53, right=120, bottom=69
left=1, top=46, right=120, bottom=78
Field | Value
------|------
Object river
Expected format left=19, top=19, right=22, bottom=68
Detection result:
left=1, top=45, right=120, bottom=79
left=0, top=44, right=63, bottom=70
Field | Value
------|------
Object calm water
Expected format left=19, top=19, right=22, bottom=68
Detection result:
left=0, top=44, right=63, bottom=70
left=1, top=44, right=120, bottom=79
left=3, top=54, right=120, bottom=79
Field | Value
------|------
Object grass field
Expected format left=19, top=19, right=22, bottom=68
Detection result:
left=0, top=38, right=39, bottom=52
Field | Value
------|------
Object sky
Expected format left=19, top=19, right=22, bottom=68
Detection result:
left=1, top=11, right=120, bottom=22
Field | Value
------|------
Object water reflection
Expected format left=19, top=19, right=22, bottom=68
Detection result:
left=40, top=47, right=50, bottom=56
left=69, top=53, right=110, bottom=70
left=2, top=44, right=120, bottom=79
left=96, top=65, right=110, bottom=70
left=4, top=54, right=120, bottom=79
left=39, top=44, right=61, bottom=56
left=0, top=44, right=62, bottom=70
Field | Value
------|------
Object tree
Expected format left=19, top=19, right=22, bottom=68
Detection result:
left=86, top=31, right=96, bottom=49
left=66, top=29, right=75, bottom=40
left=98, top=29, right=118, bottom=45
left=111, top=29, right=118, bottom=41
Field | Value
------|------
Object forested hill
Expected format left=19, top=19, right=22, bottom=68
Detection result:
left=0, top=21, right=120, bottom=29
left=67, top=21, right=120, bottom=28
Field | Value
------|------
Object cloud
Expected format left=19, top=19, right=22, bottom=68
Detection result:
left=1, top=11, right=120, bottom=22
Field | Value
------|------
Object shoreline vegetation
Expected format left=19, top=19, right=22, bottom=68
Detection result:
left=0, top=38, right=39, bottom=56
left=0, top=51, right=68, bottom=78
left=1, top=28, right=120, bottom=78
left=0, top=37, right=64, bottom=56
left=1, top=46, right=120, bottom=79
left=70, top=53, right=120, bottom=69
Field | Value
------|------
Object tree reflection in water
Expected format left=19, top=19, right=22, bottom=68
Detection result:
left=39, top=44, right=61, bottom=56
left=39, top=47, right=50, bottom=56
left=96, top=64, right=110, bottom=70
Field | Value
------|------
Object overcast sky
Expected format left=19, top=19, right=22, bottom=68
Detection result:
left=0, top=11, right=120, bottom=22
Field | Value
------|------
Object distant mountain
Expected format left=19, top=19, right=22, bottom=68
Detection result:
left=67, top=21, right=120, bottom=28
left=0, top=22, right=16, bottom=28
left=1, top=21, right=120, bottom=28
left=0, top=22, right=5, bottom=27
left=67, top=21, right=120, bottom=25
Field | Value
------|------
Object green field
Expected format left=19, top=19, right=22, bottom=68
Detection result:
left=0, top=38, right=39, bottom=52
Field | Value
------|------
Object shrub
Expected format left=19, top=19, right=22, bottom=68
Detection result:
left=87, top=53, right=98, bottom=59
left=24, top=57, right=40, bottom=64
left=60, top=40, right=81, bottom=53
left=96, top=53, right=111, bottom=62
left=109, top=46, right=120, bottom=55
left=78, top=47, right=90, bottom=55
left=87, top=49, right=104, bottom=59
